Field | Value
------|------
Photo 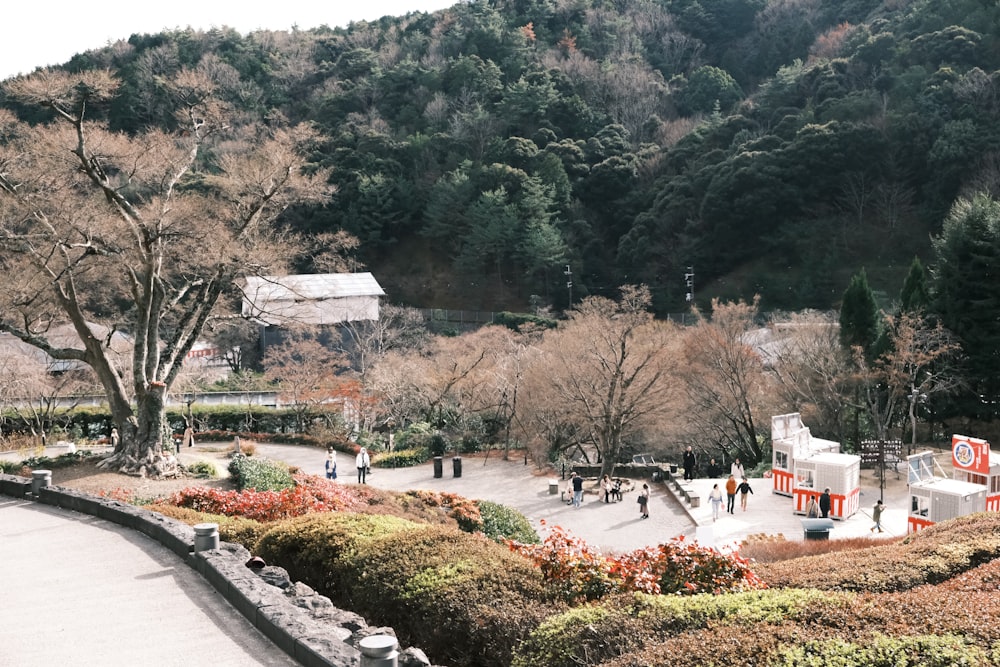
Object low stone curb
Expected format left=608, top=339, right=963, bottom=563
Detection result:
left=0, top=472, right=439, bottom=667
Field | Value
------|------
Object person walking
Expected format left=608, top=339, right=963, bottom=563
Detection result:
left=708, top=483, right=724, bottom=521
left=725, top=474, right=738, bottom=514
left=730, top=458, right=745, bottom=481
left=819, top=488, right=832, bottom=518
left=682, top=446, right=697, bottom=481
left=871, top=499, right=885, bottom=533
left=356, top=447, right=371, bottom=484
left=325, top=449, right=338, bottom=481
left=638, top=483, right=650, bottom=519
left=738, top=477, right=754, bottom=511
left=805, top=496, right=820, bottom=518
left=571, top=472, right=584, bottom=508
left=601, top=474, right=612, bottom=503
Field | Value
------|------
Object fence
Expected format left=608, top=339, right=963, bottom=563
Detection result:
left=417, top=309, right=496, bottom=331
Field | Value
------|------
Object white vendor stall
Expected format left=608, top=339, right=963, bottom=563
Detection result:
left=949, top=434, right=1000, bottom=512
left=771, top=412, right=839, bottom=497
left=908, top=450, right=987, bottom=533
left=791, top=451, right=861, bottom=519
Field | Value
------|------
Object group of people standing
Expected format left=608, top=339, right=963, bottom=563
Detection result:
left=684, top=447, right=756, bottom=521
left=805, top=489, right=833, bottom=519
left=565, top=473, right=650, bottom=519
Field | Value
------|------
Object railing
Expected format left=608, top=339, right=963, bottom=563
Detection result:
left=7, top=391, right=282, bottom=410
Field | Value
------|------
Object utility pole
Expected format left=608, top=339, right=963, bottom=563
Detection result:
left=564, top=264, right=573, bottom=307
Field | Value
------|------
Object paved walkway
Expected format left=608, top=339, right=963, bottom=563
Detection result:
left=0, top=496, right=299, bottom=667
left=225, top=444, right=915, bottom=553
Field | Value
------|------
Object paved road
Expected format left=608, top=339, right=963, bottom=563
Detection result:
left=0, top=497, right=300, bottom=667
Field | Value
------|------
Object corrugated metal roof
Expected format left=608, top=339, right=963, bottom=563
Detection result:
left=243, top=273, right=385, bottom=300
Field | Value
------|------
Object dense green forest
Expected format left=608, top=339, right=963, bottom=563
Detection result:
left=6, top=0, right=999, bottom=315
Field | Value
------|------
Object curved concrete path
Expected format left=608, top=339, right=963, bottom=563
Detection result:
left=0, top=497, right=299, bottom=667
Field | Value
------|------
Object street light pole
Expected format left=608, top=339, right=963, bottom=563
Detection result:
left=908, top=387, right=926, bottom=456
left=564, top=264, right=573, bottom=307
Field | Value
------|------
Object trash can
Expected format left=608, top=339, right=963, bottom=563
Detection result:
left=31, top=470, right=52, bottom=496
left=453, top=456, right=462, bottom=478
left=433, top=456, right=443, bottom=478
left=669, top=464, right=678, bottom=474
left=801, top=518, right=834, bottom=540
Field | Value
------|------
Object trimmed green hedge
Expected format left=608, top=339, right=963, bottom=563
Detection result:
left=477, top=500, right=539, bottom=543
left=772, top=633, right=993, bottom=667
left=511, top=589, right=852, bottom=667
left=373, top=447, right=431, bottom=468
left=227, top=454, right=295, bottom=491
left=254, top=513, right=561, bottom=667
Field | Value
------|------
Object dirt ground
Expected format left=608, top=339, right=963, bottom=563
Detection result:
left=42, top=449, right=236, bottom=499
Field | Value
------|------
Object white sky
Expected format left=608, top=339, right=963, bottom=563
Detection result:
left=1, top=1, right=456, bottom=81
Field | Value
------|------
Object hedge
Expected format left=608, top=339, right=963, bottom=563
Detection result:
left=253, top=513, right=561, bottom=667
left=227, top=454, right=295, bottom=491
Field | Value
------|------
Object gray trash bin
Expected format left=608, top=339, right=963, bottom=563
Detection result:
left=801, top=518, right=835, bottom=540
left=433, top=456, right=443, bottom=478
left=453, top=456, right=462, bottom=478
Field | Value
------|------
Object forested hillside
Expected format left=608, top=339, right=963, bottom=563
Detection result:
left=4, top=0, right=1000, bottom=313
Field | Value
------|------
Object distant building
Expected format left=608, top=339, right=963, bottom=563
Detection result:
left=241, top=273, right=385, bottom=327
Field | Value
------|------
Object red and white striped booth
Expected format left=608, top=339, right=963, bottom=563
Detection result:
left=949, top=435, right=1000, bottom=512
left=771, top=413, right=840, bottom=497
left=791, top=452, right=861, bottom=520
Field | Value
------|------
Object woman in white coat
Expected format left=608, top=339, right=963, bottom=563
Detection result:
left=356, top=447, right=371, bottom=484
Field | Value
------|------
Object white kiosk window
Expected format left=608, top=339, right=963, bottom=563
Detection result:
left=911, top=495, right=929, bottom=517
left=775, top=451, right=788, bottom=469
left=796, top=470, right=814, bottom=488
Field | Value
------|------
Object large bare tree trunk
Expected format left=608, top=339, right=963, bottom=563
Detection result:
left=99, top=383, right=177, bottom=477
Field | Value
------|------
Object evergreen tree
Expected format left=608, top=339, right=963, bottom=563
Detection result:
left=900, top=256, right=930, bottom=312
left=930, top=193, right=1000, bottom=418
left=839, top=269, right=879, bottom=355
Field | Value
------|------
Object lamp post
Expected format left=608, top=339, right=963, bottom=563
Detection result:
left=908, top=387, right=926, bottom=456
left=564, top=265, right=573, bottom=307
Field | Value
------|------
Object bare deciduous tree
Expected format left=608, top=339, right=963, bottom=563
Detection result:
left=0, top=67, right=335, bottom=476
left=339, top=304, right=429, bottom=378
left=766, top=311, right=851, bottom=441
left=520, top=285, right=680, bottom=477
left=0, top=348, right=98, bottom=447
left=262, top=330, right=354, bottom=433
left=852, top=310, right=963, bottom=445
left=679, top=297, right=773, bottom=466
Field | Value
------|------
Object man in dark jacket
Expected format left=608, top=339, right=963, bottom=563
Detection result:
left=819, top=488, right=831, bottom=518
left=682, top=446, right=697, bottom=481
